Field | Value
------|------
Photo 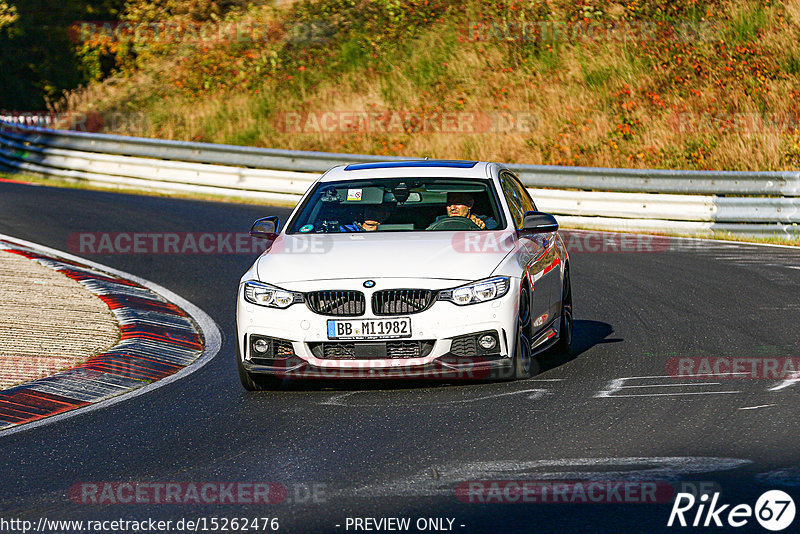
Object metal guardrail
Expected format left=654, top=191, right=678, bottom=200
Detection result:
left=1, top=120, right=799, bottom=237
left=3, top=121, right=800, bottom=195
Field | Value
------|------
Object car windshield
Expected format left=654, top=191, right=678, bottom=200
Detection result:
left=286, top=178, right=506, bottom=234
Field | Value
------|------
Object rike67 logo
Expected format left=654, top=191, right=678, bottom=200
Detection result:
left=668, top=490, right=796, bottom=531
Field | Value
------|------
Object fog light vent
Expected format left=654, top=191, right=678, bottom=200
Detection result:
left=249, top=335, right=294, bottom=360
left=450, top=331, right=501, bottom=357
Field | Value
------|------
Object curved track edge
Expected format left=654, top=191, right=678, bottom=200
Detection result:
left=0, top=233, right=222, bottom=437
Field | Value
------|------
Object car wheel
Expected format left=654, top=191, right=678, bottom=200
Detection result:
left=236, top=338, right=283, bottom=391
left=512, top=285, right=533, bottom=379
left=553, top=266, right=573, bottom=355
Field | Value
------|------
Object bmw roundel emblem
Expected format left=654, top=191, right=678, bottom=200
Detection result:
left=363, top=280, right=376, bottom=288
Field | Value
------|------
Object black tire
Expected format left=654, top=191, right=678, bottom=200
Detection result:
left=512, top=285, right=534, bottom=380
left=553, top=266, right=573, bottom=355
left=236, top=338, right=283, bottom=391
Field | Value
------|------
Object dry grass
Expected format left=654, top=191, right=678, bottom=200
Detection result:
left=55, top=0, right=800, bottom=171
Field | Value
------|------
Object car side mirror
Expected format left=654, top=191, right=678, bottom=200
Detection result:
left=521, top=211, right=558, bottom=233
left=250, top=216, right=279, bottom=239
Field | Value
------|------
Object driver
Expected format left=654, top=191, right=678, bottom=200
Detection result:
left=431, top=192, right=498, bottom=230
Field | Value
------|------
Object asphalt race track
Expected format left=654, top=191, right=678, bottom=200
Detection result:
left=1, top=180, right=799, bottom=533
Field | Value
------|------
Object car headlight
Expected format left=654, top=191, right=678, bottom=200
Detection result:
left=243, top=281, right=303, bottom=309
left=438, top=277, right=511, bottom=306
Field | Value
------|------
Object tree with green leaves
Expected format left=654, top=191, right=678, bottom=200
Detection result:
left=0, top=0, right=125, bottom=110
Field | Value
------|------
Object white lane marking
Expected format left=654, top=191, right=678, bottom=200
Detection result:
left=604, top=391, right=741, bottom=398
left=619, top=382, right=723, bottom=388
left=770, top=378, right=800, bottom=391
left=0, top=233, right=222, bottom=439
left=320, top=388, right=548, bottom=407
left=738, top=404, right=777, bottom=410
left=527, top=378, right=566, bottom=381
left=595, top=377, right=626, bottom=398
left=595, top=375, right=740, bottom=398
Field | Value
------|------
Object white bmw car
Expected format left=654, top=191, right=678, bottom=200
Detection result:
left=236, top=160, right=572, bottom=389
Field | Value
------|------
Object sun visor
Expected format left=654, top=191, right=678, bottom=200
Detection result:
left=338, top=186, right=385, bottom=204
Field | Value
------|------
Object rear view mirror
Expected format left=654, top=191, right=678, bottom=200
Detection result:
left=521, top=211, right=558, bottom=233
left=250, top=216, right=279, bottom=239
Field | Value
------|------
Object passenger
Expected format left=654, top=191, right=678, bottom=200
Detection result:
left=340, top=205, right=392, bottom=232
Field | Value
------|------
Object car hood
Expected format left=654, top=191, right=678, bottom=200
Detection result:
left=255, top=231, right=517, bottom=284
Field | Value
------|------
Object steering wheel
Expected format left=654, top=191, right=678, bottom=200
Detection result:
left=426, top=216, right=482, bottom=230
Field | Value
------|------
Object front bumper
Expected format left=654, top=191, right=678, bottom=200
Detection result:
left=240, top=354, right=514, bottom=380
left=236, top=277, right=521, bottom=379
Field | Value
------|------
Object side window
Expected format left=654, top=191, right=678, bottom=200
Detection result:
left=500, top=173, right=524, bottom=228
left=508, top=172, right=537, bottom=213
